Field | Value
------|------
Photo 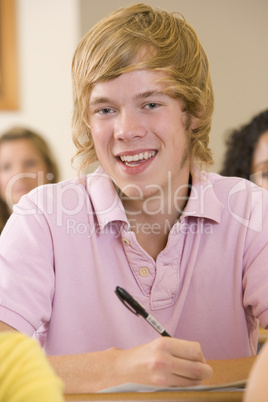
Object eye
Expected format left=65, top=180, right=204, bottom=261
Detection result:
left=144, top=102, right=159, bottom=110
left=98, top=108, right=114, bottom=115
left=0, top=163, right=12, bottom=172
left=24, top=159, right=39, bottom=168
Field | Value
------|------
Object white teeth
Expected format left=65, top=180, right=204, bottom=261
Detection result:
left=120, top=151, right=156, bottom=163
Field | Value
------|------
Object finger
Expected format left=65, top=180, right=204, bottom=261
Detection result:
left=159, top=337, right=206, bottom=363
left=168, top=358, right=213, bottom=386
left=175, top=358, right=213, bottom=381
left=150, top=356, right=213, bottom=388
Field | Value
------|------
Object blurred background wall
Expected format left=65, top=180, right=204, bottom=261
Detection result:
left=0, top=0, right=267, bottom=180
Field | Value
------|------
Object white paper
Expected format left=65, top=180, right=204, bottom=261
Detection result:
left=98, top=380, right=246, bottom=393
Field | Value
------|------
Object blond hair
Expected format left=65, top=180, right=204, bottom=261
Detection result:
left=72, top=3, right=214, bottom=174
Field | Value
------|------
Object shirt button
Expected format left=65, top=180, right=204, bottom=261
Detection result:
left=122, top=238, right=130, bottom=246
left=139, top=267, right=149, bottom=277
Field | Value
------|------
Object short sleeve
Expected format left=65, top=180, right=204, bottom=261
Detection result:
left=0, top=193, right=55, bottom=338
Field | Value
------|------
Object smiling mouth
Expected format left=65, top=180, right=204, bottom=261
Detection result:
left=119, top=151, right=157, bottom=166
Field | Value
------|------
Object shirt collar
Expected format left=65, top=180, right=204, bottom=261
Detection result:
left=183, top=170, right=224, bottom=223
left=86, top=166, right=128, bottom=230
left=86, top=166, right=224, bottom=229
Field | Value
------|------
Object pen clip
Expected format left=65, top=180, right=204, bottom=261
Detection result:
left=115, top=288, right=139, bottom=316
left=115, top=286, right=171, bottom=337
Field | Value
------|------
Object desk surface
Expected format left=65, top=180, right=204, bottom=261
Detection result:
left=64, top=390, right=244, bottom=401
left=64, top=357, right=252, bottom=402
left=258, top=325, right=268, bottom=343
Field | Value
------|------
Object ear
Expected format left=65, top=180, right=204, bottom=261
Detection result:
left=190, top=116, right=200, bottom=130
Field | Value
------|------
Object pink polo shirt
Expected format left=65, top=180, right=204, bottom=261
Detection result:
left=0, top=166, right=268, bottom=359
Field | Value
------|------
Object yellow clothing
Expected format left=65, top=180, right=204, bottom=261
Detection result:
left=0, top=332, right=63, bottom=402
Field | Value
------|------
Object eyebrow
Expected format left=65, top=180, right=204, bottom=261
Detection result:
left=89, top=97, right=111, bottom=107
left=134, top=90, right=166, bottom=100
left=89, top=90, right=167, bottom=107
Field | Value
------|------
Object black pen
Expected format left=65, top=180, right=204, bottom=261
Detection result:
left=115, top=286, right=171, bottom=337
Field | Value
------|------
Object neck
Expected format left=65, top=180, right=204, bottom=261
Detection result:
left=122, top=173, right=191, bottom=223
left=120, top=175, right=191, bottom=260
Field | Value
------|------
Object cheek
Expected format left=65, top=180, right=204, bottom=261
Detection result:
left=29, top=167, right=49, bottom=186
left=37, top=162, right=49, bottom=175
left=0, top=174, right=10, bottom=192
left=26, top=161, right=49, bottom=179
left=0, top=175, right=13, bottom=202
left=91, top=126, right=110, bottom=151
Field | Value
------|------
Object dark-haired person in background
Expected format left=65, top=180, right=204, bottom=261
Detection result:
left=220, top=110, right=268, bottom=189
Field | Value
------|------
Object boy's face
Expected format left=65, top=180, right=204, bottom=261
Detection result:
left=88, top=70, right=192, bottom=200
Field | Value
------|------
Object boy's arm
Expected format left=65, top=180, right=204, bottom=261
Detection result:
left=0, top=321, right=255, bottom=392
left=48, top=338, right=212, bottom=393
left=0, top=321, right=212, bottom=393
left=49, top=354, right=256, bottom=393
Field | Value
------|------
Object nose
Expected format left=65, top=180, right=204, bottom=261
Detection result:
left=16, top=164, right=26, bottom=174
left=114, top=109, right=147, bottom=141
